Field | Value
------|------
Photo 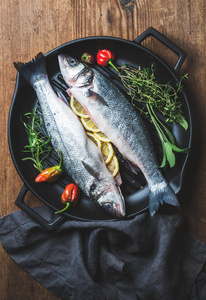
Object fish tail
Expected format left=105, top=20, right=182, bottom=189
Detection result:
left=13, top=52, right=47, bottom=86
left=149, top=181, right=180, bottom=216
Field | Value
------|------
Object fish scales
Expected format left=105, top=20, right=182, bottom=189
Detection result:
left=13, top=53, right=126, bottom=218
left=34, top=81, right=97, bottom=194
left=94, top=70, right=164, bottom=182
left=58, top=54, right=180, bottom=216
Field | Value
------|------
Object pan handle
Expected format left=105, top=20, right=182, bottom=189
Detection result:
left=15, top=184, right=65, bottom=231
left=134, top=27, right=186, bottom=73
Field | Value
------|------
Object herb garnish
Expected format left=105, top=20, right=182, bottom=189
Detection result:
left=21, top=107, right=52, bottom=172
left=117, top=63, right=189, bottom=168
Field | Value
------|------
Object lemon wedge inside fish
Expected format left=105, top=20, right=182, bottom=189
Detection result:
left=70, top=94, right=89, bottom=118
left=101, top=142, right=114, bottom=164
left=107, top=155, right=119, bottom=177
left=70, top=94, right=118, bottom=175
left=86, top=132, right=102, bottom=149
left=81, top=117, right=101, bottom=132
left=94, top=131, right=110, bottom=142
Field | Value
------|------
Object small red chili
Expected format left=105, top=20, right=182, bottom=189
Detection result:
left=35, top=150, right=63, bottom=183
left=55, top=183, right=80, bottom=214
left=96, top=49, right=118, bottom=71
left=81, top=52, right=95, bottom=64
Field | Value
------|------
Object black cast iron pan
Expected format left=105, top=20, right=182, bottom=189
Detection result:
left=8, top=27, right=192, bottom=230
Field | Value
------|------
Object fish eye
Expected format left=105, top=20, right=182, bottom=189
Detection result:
left=103, top=203, right=113, bottom=212
left=68, top=58, right=78, bottom=66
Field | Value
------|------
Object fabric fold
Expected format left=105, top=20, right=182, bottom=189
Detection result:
left=0, top=207, right=206, bottom=300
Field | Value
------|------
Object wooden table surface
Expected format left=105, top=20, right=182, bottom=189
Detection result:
left=0, top=0, right=205, bottom=299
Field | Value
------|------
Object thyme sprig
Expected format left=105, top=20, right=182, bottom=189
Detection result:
left=117, top=63, right=189, bottom=168
left=21, top=107, right=52, bottom=172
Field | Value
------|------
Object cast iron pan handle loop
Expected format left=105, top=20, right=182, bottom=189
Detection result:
left=134, top=27, right=186, bottom=73
left=15, top=184, right=65, bottom=231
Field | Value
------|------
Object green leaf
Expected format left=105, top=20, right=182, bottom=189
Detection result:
left=163, top=142, right=176, bottom=168
left=159, top=146, right=167, bottom=168
left=179, top=115, right=188, bottom=130
left=21, top=108, right=53, bottom=171
left=169, top=142, right=190, bottom=153
left=22, top=157, right=37, bottom=163
left=163, top=126, right=175, bottom=144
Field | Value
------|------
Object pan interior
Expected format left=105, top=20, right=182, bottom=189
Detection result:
left=8, top=37, right=191, bottom=221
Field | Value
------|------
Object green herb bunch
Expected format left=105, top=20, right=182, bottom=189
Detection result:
left=118, top=63, right=189, bottom=168
left=21, top=107, right=52, bottom=172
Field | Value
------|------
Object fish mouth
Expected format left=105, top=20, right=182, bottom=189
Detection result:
left=96, top=187, right=126, bottom=218
left=58, top=53, right=70, bottom=70
left=58, top=53, right=65, bottom=65
left=102, top=199, right=125, bottom=218
left=58, top=54, right=91, bottom=87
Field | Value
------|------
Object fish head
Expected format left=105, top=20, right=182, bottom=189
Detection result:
left=58, top=54, right=93, bottom=88
left=90, top=181, right=126, bottom=218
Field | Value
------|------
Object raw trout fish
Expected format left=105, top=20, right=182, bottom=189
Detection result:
left=58, top=54, right=180, bottom=216
left=13, top=53, right=125, bottom=218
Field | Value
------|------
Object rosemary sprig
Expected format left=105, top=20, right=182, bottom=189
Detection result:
left=21, top=107, right=52, bottom=172
left=117, top=63, right=189, bottom=168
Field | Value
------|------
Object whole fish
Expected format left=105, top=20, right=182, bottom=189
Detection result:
left=58, top=54, right=180, bottom=216
left=13, top=53, right=125, bottom=218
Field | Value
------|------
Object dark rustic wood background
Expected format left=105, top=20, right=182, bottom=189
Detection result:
left=0, top=0, right=205, bottom=299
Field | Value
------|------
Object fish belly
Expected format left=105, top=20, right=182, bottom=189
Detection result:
left=34, top=80, right=114, bottom=196
left=70, top=71, right=163, bottom=187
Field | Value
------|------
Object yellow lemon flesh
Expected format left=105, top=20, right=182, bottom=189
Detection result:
left=101, top=142, right=114, bottom=164
left=70, top=94, right=89, bottom=118
left=107, top=155, right=119, bottom=177
left=81, top=117, right=101, bottom=133
left=93, top=131, right=110, bottom=142
left=70, top=96, right=119, bottom=176
left=86, top=132, right=102, bottom=149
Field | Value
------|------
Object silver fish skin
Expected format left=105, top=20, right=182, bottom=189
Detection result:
left=13, top=53, right=126, bottom=218
left=58, top=54, right=180, bottom=216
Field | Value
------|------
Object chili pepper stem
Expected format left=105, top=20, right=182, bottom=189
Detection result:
left=108, top=60, right=119, bottom=72
left=56, top=150, right=63, bottom=170
left=55, top=202, right=70, bottom=214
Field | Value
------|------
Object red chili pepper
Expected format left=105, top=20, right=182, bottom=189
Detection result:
left=35, top=166, right=62, bottom=183
left=96, top=49, right=118, bottom=71
left=81, top=52, right=95, bottom=64
left=35, top=150, right=63, bottom=183
left=55, top=183, right=80, bottom=214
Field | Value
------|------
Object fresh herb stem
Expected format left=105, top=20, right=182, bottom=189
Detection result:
left=118, top=63, right=188, bottom=128
left=21, top=107, right=52, bottom=172
left=114, top=63, right=189, bottom=168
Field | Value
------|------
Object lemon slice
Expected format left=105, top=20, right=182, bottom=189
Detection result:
left=107, top=155, right=119, bottom=177
left=81, top=117, right=101, bottom=133
left=101, top=142, right=114, bottom=164
left=86, top=132, right=101, bottom=149
left=94, top=131, right=110, bottom=142
left=70, top=94, right=89, bottom=118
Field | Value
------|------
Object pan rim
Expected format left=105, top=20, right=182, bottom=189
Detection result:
left=8, top=35, right=192, bottom=221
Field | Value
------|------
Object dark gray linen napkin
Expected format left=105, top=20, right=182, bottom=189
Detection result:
left=0, top=207, right=206, bottom=300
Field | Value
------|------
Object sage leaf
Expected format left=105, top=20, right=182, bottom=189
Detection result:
left=179, top=115, right=188, bottom=130
left=159, top=146, right=167, bottom=168
left=169, top=142, right=190, bottom=153
left=163, top=126, right=175, bottom=144
left=163, top=142, right=176, bottom=168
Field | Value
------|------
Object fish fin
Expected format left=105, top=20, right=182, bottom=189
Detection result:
left=13, top=52, right=47, bottom=86
left=149, top=181, right=180, bottom=217
left=114, top=171, right=122, bottom=187
left=57, top=91, right=69, bottom=105
left=85, top=89, right=109, bottom=107
left=84, top=89, right=93, bottom=97
left=82, top=161, right=101, bottom=181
